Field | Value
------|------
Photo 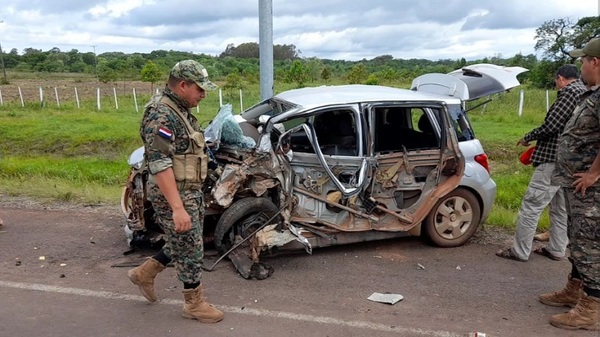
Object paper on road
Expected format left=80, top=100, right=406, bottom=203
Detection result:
left=367, top=292, right=404, bottom=305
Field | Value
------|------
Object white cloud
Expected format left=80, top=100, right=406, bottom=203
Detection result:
left=0, top=0, right=593, bottom=60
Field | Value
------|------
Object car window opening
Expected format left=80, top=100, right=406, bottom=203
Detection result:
left=374, top=107, right=440, bottom=153
left=314, top=110, right=358, bottom=156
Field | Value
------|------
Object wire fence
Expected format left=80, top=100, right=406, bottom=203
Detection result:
left=0, top=84, right=250, bottom=113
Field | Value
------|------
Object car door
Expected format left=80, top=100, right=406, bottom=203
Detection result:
left=367, top=102, right=464, bottom=231
left=274, top=104, right=374, bottom=232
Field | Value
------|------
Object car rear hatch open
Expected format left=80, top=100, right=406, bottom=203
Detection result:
left=410, top=64, right=528, bottom=101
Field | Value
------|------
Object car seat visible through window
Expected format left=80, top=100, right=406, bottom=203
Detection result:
left=318, top=111, right=357, bottom=155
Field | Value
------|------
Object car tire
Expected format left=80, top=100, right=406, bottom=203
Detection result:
left=423, top=188, right=481, bottom=247
left=214, top=197, right=281, bottom=255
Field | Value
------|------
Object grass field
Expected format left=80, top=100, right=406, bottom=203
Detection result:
left=0, top=78, right=557, bottom=231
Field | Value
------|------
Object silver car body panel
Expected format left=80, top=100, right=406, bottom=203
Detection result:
left=411, top=64, right=528, bottom=101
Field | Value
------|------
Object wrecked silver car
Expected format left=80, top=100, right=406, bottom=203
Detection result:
left=122, top=64, right=526, bottom=279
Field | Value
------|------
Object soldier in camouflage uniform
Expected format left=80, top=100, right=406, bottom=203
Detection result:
left=538, top=38, right=600, bottom=330
left=127, top=60, right=223, bottom=323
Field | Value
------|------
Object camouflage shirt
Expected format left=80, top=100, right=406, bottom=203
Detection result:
left=140, top=86, right=203, bottom=199
left=554, top=86, right=600, bottom=187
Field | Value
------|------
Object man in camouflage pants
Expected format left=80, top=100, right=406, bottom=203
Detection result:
left=127, top=60, right=223, bottom=323
left=538, top=38, right=600, bottom=330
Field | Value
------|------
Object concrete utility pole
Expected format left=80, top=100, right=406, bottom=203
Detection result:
left=0, top=20, right=7, bottom=84
left=90, top=45, right=98, bottom=79
left=259, top=0, right=274, bottom=100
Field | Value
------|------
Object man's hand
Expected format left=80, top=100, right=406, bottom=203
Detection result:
left=573, top=172, right=600, bottom=196
left=516, top=137, right=530, bottom=147
left=173, top=207, right=192, bottom=233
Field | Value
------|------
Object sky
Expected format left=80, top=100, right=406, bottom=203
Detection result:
left=0, top=0, right=595, bottom=61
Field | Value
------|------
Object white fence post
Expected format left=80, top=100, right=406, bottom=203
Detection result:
left=18, top=87, right=24, bottom=107
left=546, top=90, right=549, bottom=112
left=133, top=88, right=138, bottom=113
left=219, top=88, right=223, bottom=107
left=39, top=86, right=44, bottom=107
left=54, top=87, right=60, bottom=107
left=518, top=89, right=524, bottom=117
left=239, top=89, right=243, bottom=111
left=113, top=87, right=118, bottom=109
left=75, top=87, right=80, bottom=109
left=0, top=89, right=3, bottom=106
left=96, top=88, right=101, bottom=111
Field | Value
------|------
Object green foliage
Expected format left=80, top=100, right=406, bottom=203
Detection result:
left=140, top=60, right=163, bottom=92
left=365, top=74, right=379, bottom=85
left=572, top=16, right=600, bottom=48
left=97, top=62, right=117, bottom=83
left=220, top=43, right=299, bottom=60
left=287, top=60, right=309, bottom=87
left=347, top=63, right=368, bottom=84
left=528, top=60, right=560, bottom=89
left=534, top=15, right=600, bottom=64
left=223, top=72, right=244, bottom=91
left=321, top=66, right=331, bottom=82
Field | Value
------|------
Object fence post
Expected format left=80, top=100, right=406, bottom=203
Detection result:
left=239, top=89, right=243, bottom=111
left=546, top=90, right=549, bottom=112
left=113, top=87, right=119, bottom=109
left=75, top=87, right=80, bottom=109
left=219, top=88, right=223, bottom=107
left=133, top=88, right=138, bottom=113
left=18, top=87, right=24, bottom=107
left=0, top=89, right=3, bottom=106
left=39, top=86, right=44, bottom=107
left=96, top=88, right=101, bottom=111
left=518, top=89, right=524, bottom=117
left=54, top=87, right=60, bottom=107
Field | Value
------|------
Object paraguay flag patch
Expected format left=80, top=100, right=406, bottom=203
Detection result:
left=158, top=127, right=173, bottom=139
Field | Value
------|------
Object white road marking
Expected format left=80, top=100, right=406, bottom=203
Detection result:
left=0, top=280, right=462, bottom=337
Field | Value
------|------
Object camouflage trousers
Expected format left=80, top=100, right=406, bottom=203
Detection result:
left=152, top=196, right=205, bottom=285
left=564, top=187, right=600, bottom=290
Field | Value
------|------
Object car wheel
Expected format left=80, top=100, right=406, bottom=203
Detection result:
left=214, top=197, right=281, bottom=255
left=423, top=188, right=481, bottom=247
left=120, top=185, right=132, bottom=217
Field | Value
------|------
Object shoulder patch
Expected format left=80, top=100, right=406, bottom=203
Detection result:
left=158, top=127, right=173, bottom=140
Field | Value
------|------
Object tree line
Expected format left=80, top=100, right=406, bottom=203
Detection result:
left=1, top=16, right=598, bottom=89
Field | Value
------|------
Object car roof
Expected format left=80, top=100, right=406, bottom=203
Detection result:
left=273, top=84, right=462, bottom=110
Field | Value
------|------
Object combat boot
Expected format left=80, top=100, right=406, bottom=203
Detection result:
left=550, top=294, right=600, bottom=330
left=539, top=274, right=584, bottom=307
left=127, top=258, right=166, bottom=302
left=182, top=286, right=224, bottom=323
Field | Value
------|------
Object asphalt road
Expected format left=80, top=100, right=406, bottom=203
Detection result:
left=0, top=204, right=597, bottom=337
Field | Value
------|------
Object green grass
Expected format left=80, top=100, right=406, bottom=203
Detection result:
left=0, top=81, right=557, bottom=231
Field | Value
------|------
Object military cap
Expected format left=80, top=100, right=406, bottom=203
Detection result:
left=170, top=60, right=218, bottom=91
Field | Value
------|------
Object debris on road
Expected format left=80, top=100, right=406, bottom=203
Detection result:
left=417, top=263, right=425, bottom=270
left=367, top=292, right=404, bottom=305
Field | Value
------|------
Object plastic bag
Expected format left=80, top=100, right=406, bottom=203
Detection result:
left=204, top=104, right=256, bottom=150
